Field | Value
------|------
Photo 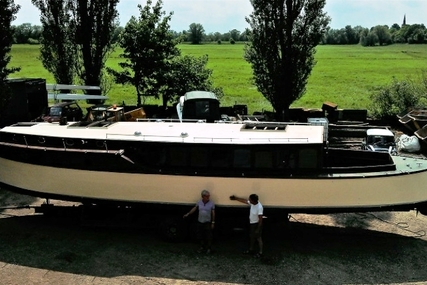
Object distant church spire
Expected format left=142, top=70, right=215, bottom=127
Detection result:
left=403, top=14, right=406, bottom=26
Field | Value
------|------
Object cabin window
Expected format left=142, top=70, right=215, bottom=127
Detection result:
left=276, top=149, right=297, bottom=169
left=0, top=133, right=15, bottom=143
left=190, top=147, right=209, bottom=168
left=195, top=101, right=210, bottom=116
left=49, top=107, right=62, bottom=116
left=168, top=146, right=188, bottom=166
left=233, top=149, right=251, bottom=168
left=157, top=148, right=167, bottom=166
left=211, top=148, right=230, bottom=168
left=254, top=151, right=273, bottom=168
left=298, top=148, right=318, bottom=168
left=135, top=145, right=166, bottom=166
left=9, top=134, right=26, bottom=144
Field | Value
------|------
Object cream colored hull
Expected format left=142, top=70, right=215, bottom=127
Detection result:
left=2, top=156, right=427, bottom=211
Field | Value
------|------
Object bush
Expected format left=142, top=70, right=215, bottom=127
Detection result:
left=217, top=40, right=221, bottom=44
left=369, top=77, right=424, bottom=119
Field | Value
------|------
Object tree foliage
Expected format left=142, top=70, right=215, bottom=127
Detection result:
left=160, top=55, right=224, bottom=105
left=372, top=25, right=392, bottom=45
left=0, top=0, right=20, bottom=81
left=32, top=0, right=119, bottom=97
left=14, top=23, right=42, bottom=44
left=108, top=0, right=181, bottom=106
left=109, top=1, right=222, bottom=108
left=0, top=0, right=20, bottom=122
left=70, top=0, right=119, bottom=95
left=369, top=76, right=427, bottom=120
left=228, top=29, right=241, bottom=42
left=245, top=0, right=330, bottom=120
left=187, top=23, right=205, bottom=44
left=360, top=28, right=378, bottom=47
left=10, top=21, right=427, bottom=46
left=31, top=0, right=76, bottom=85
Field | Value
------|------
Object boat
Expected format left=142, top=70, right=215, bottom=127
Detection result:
left=1, top=114, right=427, bottom=216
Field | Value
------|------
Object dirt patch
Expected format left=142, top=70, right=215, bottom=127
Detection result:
left=1, top=189, right=427, bottom=285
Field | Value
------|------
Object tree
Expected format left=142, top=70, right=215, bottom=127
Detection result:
left=0, top=0, right=20, bottom=81
left=391, top=23, right=400, bottom=30
left=344, top=25, right=357, bottom=44
left=406, top=24, right=427, bottom=44
left=239, top=29, right=250, bottom=41
left=70, top=0, right=119, bottom=97
left=213, top=32, right=222, bottom=41
left=373, top=25, right=391, bottom=45
left=393, top=24, right=426, bottom=44
left=352, top=25, right=364, bottom=43
left=245, top=0, right=330, bottom=120
left=111, top=26, right=124, bottom=44
left=14, top=23, right=33, bottom=43
left=180, top=29, right=188, bottom=41
left=188, top=23, right=205, bottom=44
left=108, top=0, right=181, bottom=106
left=0, top=0, right=20, bottom=123
left=221, top=32, right=231, bottom=42
left=32, top=0, right=76, bottom=86
left=30, top=25, right=43, bottom=43
left=32, top=0, right=119, bottom=97
left=160, top=55, right=224, bottom=106
left=410, top=28, right=426, bottom=44
left=360, top=28, right=378, bottom=46
left=229, top=29, right=241, bottom=41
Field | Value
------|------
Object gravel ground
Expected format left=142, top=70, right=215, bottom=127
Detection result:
left=1, top=189, right=427, bottom=285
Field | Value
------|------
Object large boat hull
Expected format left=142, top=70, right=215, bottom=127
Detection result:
left=2, top=155, right=427, bottom=213
left=1, top=121, right=427, bottom=214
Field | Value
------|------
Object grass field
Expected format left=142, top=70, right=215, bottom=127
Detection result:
left=9, top=43, right=427, bottom=114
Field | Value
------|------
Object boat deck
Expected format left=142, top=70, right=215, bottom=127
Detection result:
left=3, top=121, right=325, bottom=145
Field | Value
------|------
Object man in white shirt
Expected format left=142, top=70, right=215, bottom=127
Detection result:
left=230, top=194, right=263, bottom=257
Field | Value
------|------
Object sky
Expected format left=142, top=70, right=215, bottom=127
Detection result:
left=13, top=0, right=427, bottom=33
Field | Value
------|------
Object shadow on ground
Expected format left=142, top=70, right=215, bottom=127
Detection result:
left=0, top=206, right=426, bottom=285
left=0, top=188, right=38, bottom=209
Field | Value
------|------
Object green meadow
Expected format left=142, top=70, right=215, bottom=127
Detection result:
left=9, top=43, right=427, bottom=114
